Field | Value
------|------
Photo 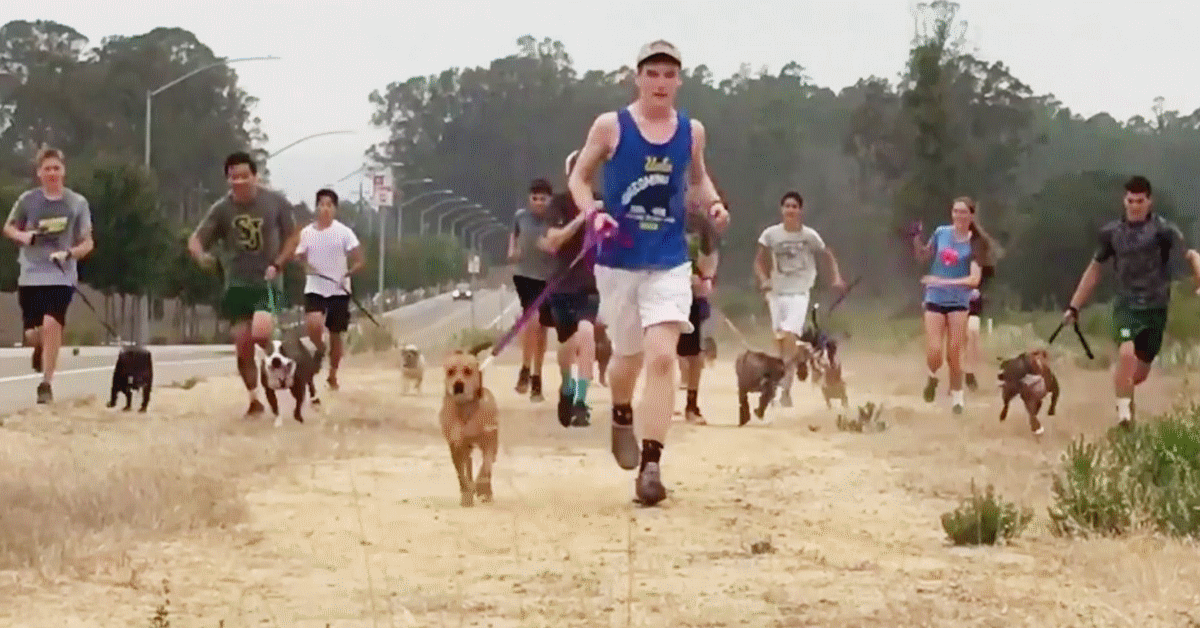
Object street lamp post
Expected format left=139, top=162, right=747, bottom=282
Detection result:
left=473, top=223, right=506, bottom=251
left=396, top=188, right=453, bottom=240
left=266, top=130, right=356, bottom=159
left=418, top=196, right=467, bottom=235
left=141, top=54, right=280, bottom=345
left=449, top=209, right=489, bottom=239
left=436, top=203, right=483, bottom=234
left=459, top=216, right=494, bottom=249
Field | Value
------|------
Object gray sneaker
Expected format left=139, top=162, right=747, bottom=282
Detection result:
left=36, top=381, right=52, bottom=404
left=611, top=420, right=639, bottom=470
left=635, top=462, right=667, bottom=506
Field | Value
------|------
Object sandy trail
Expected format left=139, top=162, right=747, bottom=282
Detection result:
left=2, top=342, right=1200, bottom=627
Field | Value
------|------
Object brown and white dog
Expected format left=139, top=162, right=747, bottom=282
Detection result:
left=400, top=344, right=425, bottom=394
left=258, top=332, right=321, bottom=427
left=440, top=342, right=498, bottom=507
left=997, top=348, right=1059, bottom=436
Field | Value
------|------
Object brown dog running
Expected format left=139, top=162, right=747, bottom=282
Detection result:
left=735, top=350, right=790, bottom=426
left=439, top=341, right=498, bottom=507
left=594, top=323, right=612, bottom=387
left=400, top=344, right=425, bottom=394
left=997, top=348, right=1060, bottom=436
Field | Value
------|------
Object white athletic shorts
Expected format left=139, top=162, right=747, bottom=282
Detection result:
left=767, top=292, right=811, bottom=337
left=595, top=262, right=693, bottom=357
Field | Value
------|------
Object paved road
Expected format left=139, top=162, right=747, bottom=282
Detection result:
left=0, top=287, right=518, bottom=417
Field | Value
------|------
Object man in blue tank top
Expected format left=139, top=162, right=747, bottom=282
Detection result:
left=567, top=40, right=730, bottom=507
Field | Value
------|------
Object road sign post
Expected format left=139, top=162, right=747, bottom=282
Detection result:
left=468, top=253, right=481, bottom=328
left=371, top=168, right=394, bottom=297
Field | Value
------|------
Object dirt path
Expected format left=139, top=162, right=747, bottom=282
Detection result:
left=2, top=347, right=1200, bottom=627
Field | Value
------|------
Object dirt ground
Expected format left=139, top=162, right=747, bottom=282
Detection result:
left=2, top=336, right=1200, bottom=627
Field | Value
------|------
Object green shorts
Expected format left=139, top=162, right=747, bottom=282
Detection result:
left=1112, top=303, right=1167, bottom=362
left=220, top=285, right=284, bottom=323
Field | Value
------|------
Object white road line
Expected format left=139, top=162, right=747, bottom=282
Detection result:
left=486, top=298, right=520, bottom=329
left=0, top=358, right=228, bottom=384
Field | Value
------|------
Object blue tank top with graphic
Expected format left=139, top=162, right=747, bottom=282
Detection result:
left=598, top=107, right=692, bottom=270
left=923, top=225, right=975, bottom=307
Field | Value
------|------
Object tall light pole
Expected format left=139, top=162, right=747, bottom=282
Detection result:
left=266, top=129, right=356, bottom=159
left=141, top=54, right=280, bottom=345
left=467, top=221, right=498, bottom=250
left=418, top=196, right=467, bottom=235
left=458, top=215, right=493, bottom=245
left=451, top=210, right=491, bottom=240
left=396, top=188, right=453, bottom=239
left=436, top=203, right=483, bottom=234
left=473, top=223, right=506, bottom=251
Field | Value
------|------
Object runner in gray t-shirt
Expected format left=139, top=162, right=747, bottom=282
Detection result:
left=507, top=178, right=557, bottom=401
left=2, top=147, right=94, bottom=405
left=188, top=151, right=302, bottom=418
left=1064, top=175, right=1200, bottom=429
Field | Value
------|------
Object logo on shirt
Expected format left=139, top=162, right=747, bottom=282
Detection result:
left=36, top=216, right=68, bottom=235
left=939, top=247, right=960, bottom=267
left=773, top=241, right=812, bottom=274
left=233, top=214, right=264, bottom=252
left=643, top=155, right=673, bottom=174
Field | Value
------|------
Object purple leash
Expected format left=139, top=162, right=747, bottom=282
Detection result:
left=481, top=212, right=612, bottom=368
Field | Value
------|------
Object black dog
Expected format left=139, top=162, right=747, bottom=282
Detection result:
left=108, top=344, right=153, bottom=412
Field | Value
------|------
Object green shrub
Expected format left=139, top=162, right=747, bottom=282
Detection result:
left=1048, top=404, right=1200, bottom=539
left=940, top=481, right=1033, bottom=546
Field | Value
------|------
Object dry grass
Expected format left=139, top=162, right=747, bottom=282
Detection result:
left=5, top=301, right=1200, bottom=626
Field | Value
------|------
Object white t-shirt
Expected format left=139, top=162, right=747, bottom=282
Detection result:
left=295, top=220, right=361, bottom=297
left=757, top=223, right=826, bottom=295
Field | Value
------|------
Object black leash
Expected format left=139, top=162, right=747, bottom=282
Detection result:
left=52, top=257, right=121, bottom=341
left=308, top=271, right=385, bottom=330
left=1048, top=319, right=1095, bottom=360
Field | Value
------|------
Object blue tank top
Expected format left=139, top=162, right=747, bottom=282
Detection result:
left=597, top=107, right=692, bottom=270
left=924, top=225, right=974, bottom=307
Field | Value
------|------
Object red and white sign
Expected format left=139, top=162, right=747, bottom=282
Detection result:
left=371, top=169, right=393, bottom=207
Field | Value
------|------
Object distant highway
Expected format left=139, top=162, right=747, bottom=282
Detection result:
left=0, top=287, right=517, bottom=416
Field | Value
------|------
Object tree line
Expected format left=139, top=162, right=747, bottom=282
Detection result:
left=0, top=20, right=469, bottom=339
left=368, top=1, right=1200, bottom=312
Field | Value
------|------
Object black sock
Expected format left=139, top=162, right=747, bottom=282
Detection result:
left=640, top=439, right=663, bottom=470
left=686, top=389, right=698, bottom=410
left=613, top=403, right=633, bottom=426
left=530, top=374, right=541, bottom=389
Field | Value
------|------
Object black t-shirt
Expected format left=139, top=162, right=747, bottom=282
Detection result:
left=546, top=192, right=597, bottom=293
left=1094, top=213, right=1188, bottom=309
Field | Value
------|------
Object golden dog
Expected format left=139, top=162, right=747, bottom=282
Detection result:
left=439, top=343, right=498, bottom=507
left=400, top=344, right=424, bottom=394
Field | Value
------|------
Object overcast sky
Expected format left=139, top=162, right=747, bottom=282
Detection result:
left=18, top=0, right=1200, bottom=206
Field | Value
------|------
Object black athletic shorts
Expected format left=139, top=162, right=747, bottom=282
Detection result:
left=968, top=295, right=983, bottom=317
left=512, top=274, right=554, bottom=327
left=304, top=293, right=352, bottom=333
left=549, top=290, right=599, bottom=343
left=924, top=302, right=968, bottom=316
left=676, top=297, right=711, bottom=357
left=18, top=285, right=74, bottom=330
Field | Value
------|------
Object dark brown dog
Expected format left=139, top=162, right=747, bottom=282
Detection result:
left=108, top=344, right=153, bottom=412
left=439, top=342, right=498, bottom=507
left=258, top=333, right=320, bottom=427
left=594, top=323, right=612, bottom=387
left=735, top=350, right=789, bottom=426
left=997, top=348, right=1059, bottom=435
